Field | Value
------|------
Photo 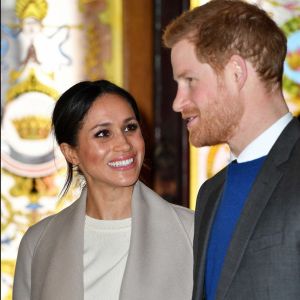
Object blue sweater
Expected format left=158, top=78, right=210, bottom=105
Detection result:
left=205, top=156, right=266, bottom=300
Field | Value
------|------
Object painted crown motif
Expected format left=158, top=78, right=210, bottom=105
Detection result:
left=16, top=0, right=48, bottom=21
left=6, top=69, right=59, bottom=103
left=12, top=115, right=51, bottom=140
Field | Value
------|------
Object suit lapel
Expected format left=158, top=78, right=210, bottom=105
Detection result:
left=216, top=118, right=300, bottom=300
left=216, top=159, right=282, bottom=300
left=193, top=171, right=226, bottom=300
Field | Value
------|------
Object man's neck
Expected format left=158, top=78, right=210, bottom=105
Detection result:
left=229, top=90, right=289, bottom=156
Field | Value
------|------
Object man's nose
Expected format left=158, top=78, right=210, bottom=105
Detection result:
left=172, top=88, right=187, bottom=113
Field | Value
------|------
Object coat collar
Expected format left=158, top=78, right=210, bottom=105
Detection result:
left=119, top=181, right=193, bottom=299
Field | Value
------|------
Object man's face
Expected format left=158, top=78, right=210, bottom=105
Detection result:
left=171, top=39, right=243, bottom=147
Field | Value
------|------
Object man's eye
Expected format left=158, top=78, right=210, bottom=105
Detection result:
left=95, top=129, right=110, bottom=138
left=124, top=123, right=138, bottom=132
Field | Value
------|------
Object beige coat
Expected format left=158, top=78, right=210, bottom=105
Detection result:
left=13, top=181, right=194, bottom=300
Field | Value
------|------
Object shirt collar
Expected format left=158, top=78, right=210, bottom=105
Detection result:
left=231, top=113, right=293, bottom=163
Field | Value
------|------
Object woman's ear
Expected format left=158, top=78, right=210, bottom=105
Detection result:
left=229, top=54, right=247, bottom=89
left=60, top=143, right=79, bottom=165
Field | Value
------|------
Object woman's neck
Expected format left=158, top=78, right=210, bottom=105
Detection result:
left=85, top=184, right=133, bottom=220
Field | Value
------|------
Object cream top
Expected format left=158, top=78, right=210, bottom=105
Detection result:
left=84, top=216, right=131, bottom=300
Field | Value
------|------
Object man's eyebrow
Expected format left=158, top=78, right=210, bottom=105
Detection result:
left=174, top=70, right=190, bottom=80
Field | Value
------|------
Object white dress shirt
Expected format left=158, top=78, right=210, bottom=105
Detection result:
left=231, top=113, right=293, bottom=163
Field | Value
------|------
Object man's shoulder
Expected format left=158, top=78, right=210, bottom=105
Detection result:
left=201, top=165, right=227, bottom=191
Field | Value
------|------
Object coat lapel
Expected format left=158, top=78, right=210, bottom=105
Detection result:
left=216, top=118, right=300, bottom=300
left=120, top=181, right=193, bottom=300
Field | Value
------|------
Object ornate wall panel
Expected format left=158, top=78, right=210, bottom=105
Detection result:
left=189, top=0, right=300, bottom=209
left=1, top=1, right=122, bottom=299
left=153, top=0, right=190, bottom=207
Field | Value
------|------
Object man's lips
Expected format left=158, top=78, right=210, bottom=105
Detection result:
left=183, top=115, right=198, bottom=129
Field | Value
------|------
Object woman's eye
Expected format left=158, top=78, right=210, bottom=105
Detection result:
left=124, top=123, right=138, bottom=132
left=95, top=129, right=110, bottom=138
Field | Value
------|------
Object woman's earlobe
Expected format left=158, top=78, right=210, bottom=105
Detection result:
left=59, top=143, right=79, bottom=165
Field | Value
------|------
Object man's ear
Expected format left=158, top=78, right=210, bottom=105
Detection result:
left=229, top=54, right=247, bottom=89
left=60, top=143, right=79, bottom=165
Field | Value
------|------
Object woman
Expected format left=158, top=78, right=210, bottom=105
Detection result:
left=13, top=80, right=194, bottom=300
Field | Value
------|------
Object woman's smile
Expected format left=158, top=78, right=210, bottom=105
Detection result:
left=107, top=155, right=135, bottom=169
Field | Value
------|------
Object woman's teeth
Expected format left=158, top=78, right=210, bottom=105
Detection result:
left=108, top=158, right=134, bottom=167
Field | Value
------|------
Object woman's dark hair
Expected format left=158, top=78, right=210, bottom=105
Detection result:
left=52, top=80, right=142, bottom=196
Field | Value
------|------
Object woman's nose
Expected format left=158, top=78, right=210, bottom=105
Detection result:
left=113, top=133, right=132, bottom=152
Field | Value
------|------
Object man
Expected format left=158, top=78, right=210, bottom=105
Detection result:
left=163, top=0, right=300, bottom=299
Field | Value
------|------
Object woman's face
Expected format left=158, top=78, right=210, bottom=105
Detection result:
left=62, top=94, right=145, bottom=190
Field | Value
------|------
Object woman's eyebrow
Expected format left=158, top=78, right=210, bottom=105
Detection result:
left=89, top=116, right=137, bottom=132
left=89, top=122, right=111, bottom=131
left=123, top=117, right=137, bottom=123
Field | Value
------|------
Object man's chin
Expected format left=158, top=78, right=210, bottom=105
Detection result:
left=189, top=132, right=219, bottom=148
left=189, top=135, right=206, bottom=148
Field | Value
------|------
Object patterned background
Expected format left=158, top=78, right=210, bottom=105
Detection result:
left=1, top=0, right=299, bottom=299
left=1, top=0, right=122, bottom=299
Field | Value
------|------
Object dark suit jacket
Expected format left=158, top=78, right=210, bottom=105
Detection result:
left=193, top=118, right=300, bottom=300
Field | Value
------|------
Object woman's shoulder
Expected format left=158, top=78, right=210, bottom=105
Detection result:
left=169, top=204, right=194, bottom=239
left=21, top=197, right=81, bottom=251
left=170, top=203, right=194, bottom=221
left=17, top=213, right=55, bottom=260
left=137, top=181, right=194, bottom=239
left=138, top=181, right=194, bottom=215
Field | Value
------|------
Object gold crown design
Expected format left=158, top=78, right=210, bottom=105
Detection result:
left=12, top=115, right=51, bottom=140
left=16, top=0, right=48, bottom=21
left=6, top=69, right=59, bottom=103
